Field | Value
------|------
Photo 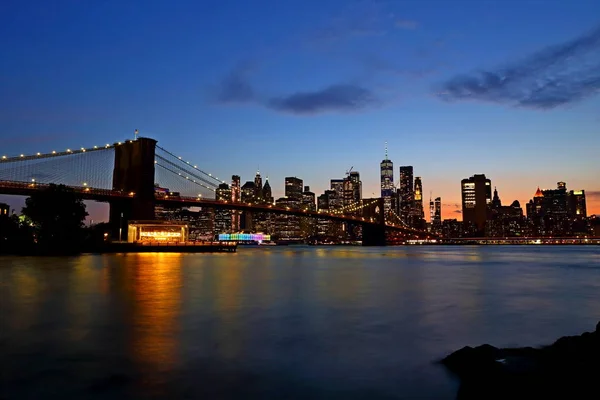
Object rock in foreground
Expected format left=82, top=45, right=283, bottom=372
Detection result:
left=441, top=322, right=600, bottom=399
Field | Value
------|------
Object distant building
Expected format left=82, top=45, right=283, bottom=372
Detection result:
left=330, top=179, right=344, bottom=209
left=399, top=166, right=414, bottom=225
left=343, top=171, right=362, bottom=209
left=487, top=188, right=526, bottom=237
left=380, top=144, right=394, bottom=215
left=568, top=190, right=586, bottom=218
left=240, top=181, right=255, bottom=230
left=441, top=219, right=462, bottom=239
left=231, top=175, right=241, bottom=232
left=302, top=186, right=316, bottom=211
left=254, top=171, right=263, bottom=202
left=412, top=177, right=425, bottom=229
left=262, top=178, right=274, bottom=204
left=285, top=177, right=303, bottom=203
left=433, top=197, right=442, bottom=231
left=214, top=183, right=232, bottom=234
left=461, top=174, right=492, bottom=234
left=526, top=183, right=587, bottom=236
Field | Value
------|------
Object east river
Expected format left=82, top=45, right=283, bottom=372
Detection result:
left=1, top=246, right=599, bottom=399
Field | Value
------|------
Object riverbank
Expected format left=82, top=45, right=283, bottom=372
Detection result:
left=442, top=321, right=600, bottom=399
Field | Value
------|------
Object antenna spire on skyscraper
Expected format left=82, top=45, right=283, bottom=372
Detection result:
left=385, top=141, right=388, bottom=160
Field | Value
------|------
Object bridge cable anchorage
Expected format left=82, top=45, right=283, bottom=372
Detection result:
left=154, top=155, right=219, bottom=189
left=155, top=162, right=216, bottom=193
left=155, top=145, right=226, bottom=184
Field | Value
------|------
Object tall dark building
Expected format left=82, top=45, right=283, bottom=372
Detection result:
left=411, top=177, right=425, bottom=228
left=240, top=181, right=255, bottom=230
left=568, top=190, right=586, bottom=218
left=380, top=144, right=394, bottom=215
left=215, top=183, right=232, bottom=234
left=461, top=174, right=492, bottom=233
left=342, top=171, right=362, bottom=210
left=285, top=177, right=303, bottom=203
left=434, top=197, right=442, bottom=228
left=254, top=171, right=263, bottom=202
left=231, top=175, right=241, bottom=232
left=330, top=179, right=344, bottom=209
left=399, top=166, right=414, bottom=224
left=302, top=186, right=316, bottom=211
left=262, top=177, right=274, bottom=204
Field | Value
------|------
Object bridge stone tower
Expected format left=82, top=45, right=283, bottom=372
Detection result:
left=361, top=197, right=386, bottom=246
left=109, top=137, right=157, bottom=240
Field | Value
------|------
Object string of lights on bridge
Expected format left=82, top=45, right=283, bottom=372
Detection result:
left=328, top=198, right=379, bottom=215
left=0, top=138, right=227, bottom=191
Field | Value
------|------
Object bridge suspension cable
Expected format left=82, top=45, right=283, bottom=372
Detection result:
left=155, top=162, right=217, bottom=194
left=155, top=145, right=226, bottom=185
left=0, top=144, right=116, bottom=189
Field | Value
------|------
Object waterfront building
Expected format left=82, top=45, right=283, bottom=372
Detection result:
left=461, top=174, right=492, bottom=234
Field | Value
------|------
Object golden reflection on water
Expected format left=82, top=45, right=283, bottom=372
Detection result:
left=212, top=255, right=244, bottom=359
left=8, top=266, right=40, bottom=331
left=127, top=253, right=183, bottom=373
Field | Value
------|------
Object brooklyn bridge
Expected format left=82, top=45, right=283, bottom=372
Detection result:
left=0, top=137, right=435, bottom=245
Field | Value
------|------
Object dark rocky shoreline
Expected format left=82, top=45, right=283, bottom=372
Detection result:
left=441, top=321, right=600, bottom=399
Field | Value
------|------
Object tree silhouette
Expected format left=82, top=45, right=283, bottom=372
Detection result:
left=22, top=184, right=88, bottom=250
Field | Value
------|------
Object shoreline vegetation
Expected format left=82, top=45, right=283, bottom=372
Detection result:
left=442, top=321, right=600, bottom=399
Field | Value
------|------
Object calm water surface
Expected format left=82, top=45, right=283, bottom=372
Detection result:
left=1, top=246, right=599, bottom=399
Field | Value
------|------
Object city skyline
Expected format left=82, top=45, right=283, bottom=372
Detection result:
left=1, top=0, right=599, bottom=220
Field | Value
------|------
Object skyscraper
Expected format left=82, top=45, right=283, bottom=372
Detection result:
left=215, top=183, right=232, bottom=234
left=380, top=143, right=394, bottom=215
left=349, top=171, right=362, bottom=202
left=330, top=179, right=344, bottom=209
left=262, top=177, right=273, bottom=204
left=461, top=174, right=492, bottom=233
left=231, top=175, right=241, bottom=232
left=285, top=177, right=303, bottom=203
left=344, top=171, right=362, bottom=209
left=254, top=171, right=263, bottom=202
left=412, top=177, right=425, bottom=228
left=434, top=197, right=442, bottom=226
left=568, top=190, right=587, bottom=218
left=429, top=195, right=434, bottom=224
left=302, top=186, right=316, bottom=211
left=399, top=166, right=414, bottom=224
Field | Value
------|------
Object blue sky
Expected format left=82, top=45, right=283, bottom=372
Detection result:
left=1, top=0, right=599, bottom=219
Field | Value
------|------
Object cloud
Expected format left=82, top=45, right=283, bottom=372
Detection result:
left=214, top=66, right=255, bottom=104
left=267, top=84, right=377, bottom=115
left=437, top=25, right=600, bottom=109
left=395, top=19, right=418, bottom=30
left=453, top=210, right=462, bottom=214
